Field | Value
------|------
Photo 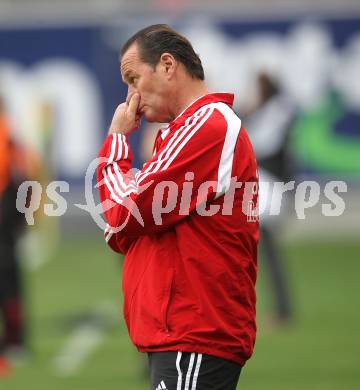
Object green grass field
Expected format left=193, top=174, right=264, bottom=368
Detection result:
left=1, top=235, right=359, bottom=389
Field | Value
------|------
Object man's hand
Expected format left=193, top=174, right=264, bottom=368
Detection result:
left=108, top=93, right=141, bottom=135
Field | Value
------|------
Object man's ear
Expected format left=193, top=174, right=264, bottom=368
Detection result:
left=159, top=53, right=177, bottom=78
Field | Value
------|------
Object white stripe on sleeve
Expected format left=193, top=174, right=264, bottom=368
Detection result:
left=161, top=106, right=215, bottom=171
left=105, top=230, right=113, bottom=243
left=103, top=168, right=123, bottom=204
left=108, top=134, right=117, bottom=164
left=123, top=135, right=129, bottom=159
left=105, top=166, right=137, bottom=198
left=116, top=134, right=123, bottom=161
left=214, top=103, right=241, bottom=198
left=136, top=106, right=210, bottom=185
left=107, top=134, right=129, bottom=164
left=113, top=162, right=137, bottom=193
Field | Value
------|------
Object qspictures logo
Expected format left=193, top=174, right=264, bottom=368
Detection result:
left=15, top=157, right=347, bottom=232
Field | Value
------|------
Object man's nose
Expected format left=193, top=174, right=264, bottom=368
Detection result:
left=127, top=85, right=137, bottom=98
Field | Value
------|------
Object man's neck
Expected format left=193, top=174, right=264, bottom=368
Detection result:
left=171, top=81, right=209, bottom=121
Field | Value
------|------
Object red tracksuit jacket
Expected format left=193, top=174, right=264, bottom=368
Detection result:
left=97, top=93, right=259, bottom=366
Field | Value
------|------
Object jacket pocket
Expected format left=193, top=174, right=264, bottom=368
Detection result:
left=125, top=258, right=175, bottom=346
left=161, top=271, right=175, bottom=335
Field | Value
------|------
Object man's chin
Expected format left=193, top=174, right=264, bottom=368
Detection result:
left=144, top=111, right=158, bottom=123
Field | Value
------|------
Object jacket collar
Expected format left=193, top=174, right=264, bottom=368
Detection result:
left=170, top=93, right=234, bottom=127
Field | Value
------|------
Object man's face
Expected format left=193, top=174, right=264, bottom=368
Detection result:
left=120, top=44, right=170, bottom=123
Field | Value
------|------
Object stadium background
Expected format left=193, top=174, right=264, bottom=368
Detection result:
left=0, top=0, right=359, bottom=389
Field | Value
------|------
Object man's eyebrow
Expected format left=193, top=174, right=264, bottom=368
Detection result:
left=122, top=70, right=134, bottom=83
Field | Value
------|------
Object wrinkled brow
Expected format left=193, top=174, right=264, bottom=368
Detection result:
left=122, top=70, right=134, bottom=83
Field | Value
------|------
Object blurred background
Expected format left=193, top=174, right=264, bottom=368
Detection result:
left=0, top=0, right=359, bottom=389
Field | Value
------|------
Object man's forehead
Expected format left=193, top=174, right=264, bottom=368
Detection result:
left=120, top=44, right=140, bottom=71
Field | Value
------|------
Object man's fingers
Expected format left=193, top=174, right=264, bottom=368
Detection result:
left=109, top=94, right=141, bottom=135
left=127, top=93, right=140, bottom=118
left=126, top=91, right=135, bottom=105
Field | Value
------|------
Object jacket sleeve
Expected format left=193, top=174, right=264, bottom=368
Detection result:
left=97, top=104, right=240, bottom=253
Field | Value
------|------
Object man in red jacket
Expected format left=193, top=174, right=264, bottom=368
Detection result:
left=97, top=24, right=259, bottom=390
